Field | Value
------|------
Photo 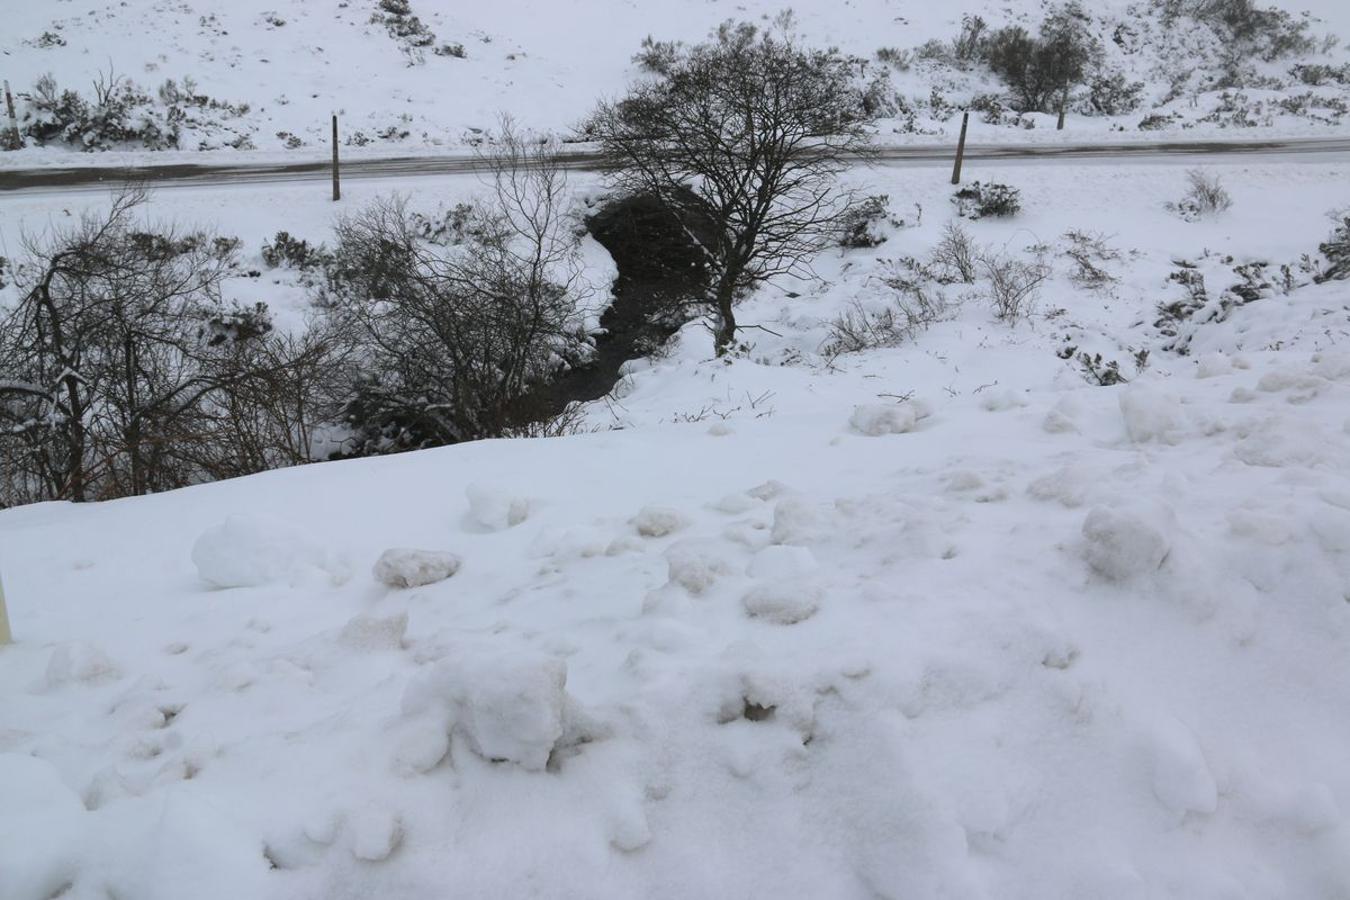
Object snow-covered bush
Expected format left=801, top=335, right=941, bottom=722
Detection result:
left=1169, top=169, right=1233, bottom=220
left=1085, top=71, right=1145, bottom=115
left=1314, top=216, right=1350, bottom=283
left=837, top=195, right=895, bottom=249
left=261, top=231, right=326, bottom=269
left=954, top=182, right=1022, bottom=219
left=983, top=6, right=1100, bottom=113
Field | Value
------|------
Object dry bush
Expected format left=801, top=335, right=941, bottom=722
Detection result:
left=981, top=252, right=1049, bottom=321
left=929, top=222, right=980, bottom=283
left=1171, top=169, right=1233, bottom=220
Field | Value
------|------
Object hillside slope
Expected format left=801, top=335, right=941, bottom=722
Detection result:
left=1, top=0, right=1349, bottom=162
left=2, top=154, right=1350, bottom=897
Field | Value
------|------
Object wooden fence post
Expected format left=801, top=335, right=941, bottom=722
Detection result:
left=951, top=111, right=969, bottom=186
left=0, top=569, right=12, bottom=645
left=2, top=80, right=22, bottom=151
left=331, top=113, right=341, bottom=202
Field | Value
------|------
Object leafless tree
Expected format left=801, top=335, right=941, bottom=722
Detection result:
left=586, top=18, right=877, bottom=355
left=0, top=187, right=345, bottom=507
left=322, top=120, right=591, bottom=452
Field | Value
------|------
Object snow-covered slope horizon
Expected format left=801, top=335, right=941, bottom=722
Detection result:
left=2, top=0, right=1349, bottom=165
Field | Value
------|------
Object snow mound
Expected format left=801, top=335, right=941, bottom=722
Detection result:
left=465, top=484, right=529, bottom=532
left=42, top=641, right=121, bottom=689
left=849, top=401, right=923, bottom=436
left=664, top=539, right=741, bottom=595
left=742, top=581, right=823, bottom=624
left=373, top=548, right=462, bottom=588
left=191, top=514, right=326, bottom=589
left=1146, top=717, right=1218, bottom=817
left=401, top=649, right=569, bottom=771
left=1119, top=383, right=1187, bottom=444
left=1081, top=507, right=1173, bottom=581
left=351, top=807, right=403, bottom=862
left=339, top=611, right=408, bottom=651
left=632, top=505, right=688, bottom=538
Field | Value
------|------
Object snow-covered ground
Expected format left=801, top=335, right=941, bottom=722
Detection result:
left=1, top=0, right=1349, bottom=166
left=3, top=152, right=1350, bottom=897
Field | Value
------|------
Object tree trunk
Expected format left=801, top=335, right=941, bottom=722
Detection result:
left=712, top=277, right=738, bottom=356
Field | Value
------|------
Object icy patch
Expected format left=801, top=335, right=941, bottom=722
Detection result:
left=401, top=649, right=569, bottom=771
left=191, top=514, right=326, bottom=589
left=465, top=484, right=529, bottom=532
left=373, top=548, right=461, bottom=588
left=632, top=505, right=688, bottom=538
left=1081, top=507, right=1172, bottom=581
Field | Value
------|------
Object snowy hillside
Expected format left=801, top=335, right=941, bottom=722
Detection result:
left=1, top=0, right=1349, bottom=162
left=3, top=149, right=1350, bottom=897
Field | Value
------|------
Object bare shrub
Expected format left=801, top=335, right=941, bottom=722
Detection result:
left=322, top=121, right=592, bottom=454
left=0, top=187, right=341, bottom=507
left=929, top=222, right=980, bottom=284
left=981, top=252, right=1049, bottom=322
left=1170, top=169, right=1233, bottom=220
left=1061, top=229, right=1121, bottom=288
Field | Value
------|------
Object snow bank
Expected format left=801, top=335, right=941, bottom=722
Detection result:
left=191, top=514, right=327, bottom=588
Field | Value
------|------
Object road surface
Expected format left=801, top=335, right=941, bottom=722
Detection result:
left=1, top=137, right=1347, bottom=195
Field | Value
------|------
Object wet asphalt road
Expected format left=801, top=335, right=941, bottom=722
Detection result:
left=1, top=137, right=1346, bottom=196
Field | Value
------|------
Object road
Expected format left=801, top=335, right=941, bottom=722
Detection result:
left=1, top=137, right=1347, bottom=195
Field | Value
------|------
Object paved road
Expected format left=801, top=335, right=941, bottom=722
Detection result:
left=1, top=137, right=1347, bottom=195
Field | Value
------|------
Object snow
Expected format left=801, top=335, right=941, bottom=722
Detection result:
left=3, top=118, right=1350, bottom=899
left=371, top=549, right=461, bottom=589
left=191, top=513, right=331, bottom=589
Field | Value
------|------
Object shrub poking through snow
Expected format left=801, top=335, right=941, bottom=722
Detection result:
left=929, top=222, right=979, bottom=284
left=1169, top=170, right=1233, bottom=221
left=981, top=252, right=1048, bottom=322
left=1314, top=216, right=1350, bottom=283
left=837, top=194, right=895, bottom=249
left=373, top=549, right=462, bottom=588
left=1061, top=229, right=1121, bottom=289
left=953, top=182, right=1022, bottom=219
left=261, top=231, right=326, bottom=269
